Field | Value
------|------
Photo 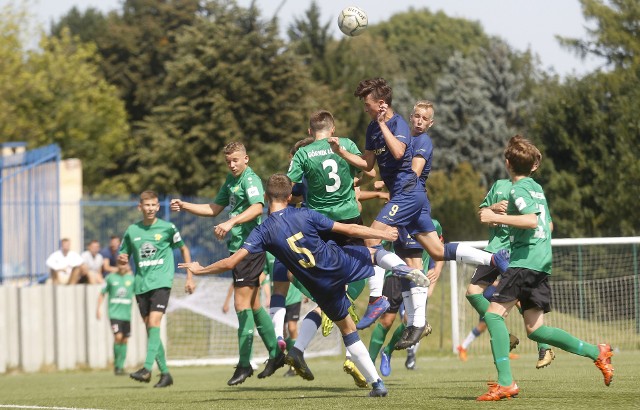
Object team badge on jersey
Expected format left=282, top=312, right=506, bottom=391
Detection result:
left=154, top=233, right=162, bottom=241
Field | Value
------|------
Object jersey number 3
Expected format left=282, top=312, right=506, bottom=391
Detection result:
left=286, top=232, right=316, bottom=268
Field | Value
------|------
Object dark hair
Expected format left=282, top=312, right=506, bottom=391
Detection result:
left=504, top=135, right=538, bottom=176
left=290, top=137, right=315, bottom=156
left=266, top=174, right=292, bottom=201
left=354, top=78, right=393, bottom=105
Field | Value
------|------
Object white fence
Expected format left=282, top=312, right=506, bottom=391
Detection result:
left=0, top=284, right=166, bottom=373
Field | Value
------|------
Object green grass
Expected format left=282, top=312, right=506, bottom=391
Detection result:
left=2, top=351, right=638, bottom=409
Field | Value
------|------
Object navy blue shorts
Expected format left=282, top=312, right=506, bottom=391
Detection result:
left=376, top=189, right=435, bottom=235
left=272, top=257, right=289, bottom=283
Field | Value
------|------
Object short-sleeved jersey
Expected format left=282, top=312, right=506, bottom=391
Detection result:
left=507, top=177, right=552, bottom=274
left=242, top=207, right=373, bottom=296
left=120, top=218, right=185, bottom=294
left=411, top=132, right=433, bottom=185
left=101, top=273, right=134, bottom=321
left=287, top=138, right=361, bottom=220
left=480, top=179, right=513, bottom=253
left=364, top=113, right=417, bottom=196
left=213, top=167, right=264, bottom=252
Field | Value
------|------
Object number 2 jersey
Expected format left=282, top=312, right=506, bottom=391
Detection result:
left=241, top=207, right=373, bottom=297
left=287, top=138, right=361, bottom=221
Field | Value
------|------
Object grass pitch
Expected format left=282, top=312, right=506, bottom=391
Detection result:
left=1, top=351, right=638, bottom=409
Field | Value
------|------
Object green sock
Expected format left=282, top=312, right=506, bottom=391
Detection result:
left=144, top=327, right=161, bottom=371
left=253, top=307, right=278, bottom=358
left=529, top=326, right=599, bottom=360
left=484, top=313, right=513, bottom=386
left=156, top=341, right=168, bottom=373
left=466, top=294, right=490, bottom=317
left=237, top=309, right=255, bottom=367
left=369, top=323, right=390, bottom=362
left=114, top=343, right=127, bottom=369
left=384, top=323, right=406, bottom=355
left=537, top=342, right=551, bottom=350
left=285, top=337, right=295, bottom=352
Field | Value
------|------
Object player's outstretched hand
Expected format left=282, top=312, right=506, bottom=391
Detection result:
left=478, top=208, right=498, bottom=225
left=384, top=226, right=399, bottom=242
left=214, top=221, right=233, bottom=240
left=117, top=253, right=129, bottom=265
left=178, top=261, right=203, bottom=274
left=169, top=199, right=183, bottom=212
left=426, top=268, right=440, bottom=284
left=184, top=277, right=196, bottom=294
left=491, top=200, right=508, bottom=215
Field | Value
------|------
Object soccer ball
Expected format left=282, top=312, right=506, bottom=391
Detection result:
left=337, top=6, right=368, bottom=37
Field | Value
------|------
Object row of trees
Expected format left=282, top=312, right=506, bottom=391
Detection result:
left=0, top=0, right=638, bottom=239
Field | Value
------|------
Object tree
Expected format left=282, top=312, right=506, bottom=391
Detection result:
left=557, top=0, right=640, bottom=69
left=0, top=6, right=129, bottom=193
left=430, top=39, right=533, bottom=186
left=127, top=0, right=312, bottom=196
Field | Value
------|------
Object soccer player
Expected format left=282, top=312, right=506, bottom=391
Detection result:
left=463, top=147, right=554, bottom=368
left=170, top=142, right=283, bottom=386
left=179, top=173, right=430, bottom=397
left=119, top=190, right=194, bottom=388
left=329, top=80, right=509, bottom=348
left=476, top=135, right=614, bottom=400
left=96, top=259, right=134, bottom=375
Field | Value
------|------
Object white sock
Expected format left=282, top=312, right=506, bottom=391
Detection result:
left=410, top=286, right=428, bottom=327
left=368, top=266, right=385, bottom=298
left=345, top=350, right=352, bottom=360
left=375, top=250, right=406, bottom=270
left=454, top=243, right=492, bottom=265
left=293, top=314, right=320, bottom=352
left=462, top=331, right=478, bottom=349
left=346, top=340, right=380, bottom=383
left=269, top=306, right=286, bottom=339
left=402, top=290, right=414, bottom=325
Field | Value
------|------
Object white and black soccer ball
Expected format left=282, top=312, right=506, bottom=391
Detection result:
left=337, top=6, right=368, bottom=37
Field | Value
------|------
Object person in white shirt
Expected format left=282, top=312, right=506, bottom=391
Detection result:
left=81, top=239, right=104, bottom=284
left=46, top=238, right=84, bottom=285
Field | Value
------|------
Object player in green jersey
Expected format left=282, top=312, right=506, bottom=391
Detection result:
left=476, top=135, right=614, bottom=401
left=97, top=259, right=134, bottom=375
left=120, top=190, right=193, bottom=388
left=170, top=142, right=283, bottom=386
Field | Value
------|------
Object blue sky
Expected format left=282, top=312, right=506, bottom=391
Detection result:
left=7, top=0, right=602, bottom=76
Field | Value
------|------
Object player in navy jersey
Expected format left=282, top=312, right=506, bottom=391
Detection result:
left=180, top=173, right=429, bottom=397
left=329, top=79, right=509, bottom=346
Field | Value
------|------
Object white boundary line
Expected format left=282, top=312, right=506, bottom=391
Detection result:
left=0, top=405, right=103, bottom=410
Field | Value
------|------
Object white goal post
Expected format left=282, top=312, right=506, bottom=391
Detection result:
left=165, top=276, right=341, bottom=367
left=451, top=236, right=640, bottom=354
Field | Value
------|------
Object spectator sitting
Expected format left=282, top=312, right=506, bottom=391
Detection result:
left=45, top=238, right=84, bottom=285
left=101, top=235, right=121, bottom=277
left=81, top=239, right=104, bottom=284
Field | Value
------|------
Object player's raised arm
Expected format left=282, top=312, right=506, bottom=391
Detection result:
left=328, top=137, right=376, bottom=171
left=377, top=103, right=406, bottom=160
left=179, top=249, right=249, bottom=276
left=170, top=199, right=225, bottom=217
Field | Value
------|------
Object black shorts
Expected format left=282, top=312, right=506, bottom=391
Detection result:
left=285, top=302, right=301, bottom=322
left=110, top=319, right=131, bottom=337
left=491, top=268, right=552, bottom=313
left=319, top=216, right=365, bottom=247
left=394, top=246, right=422, bottom=260
left=233, top=251, right=266, bottom=288
left=136, top=287, right=171, bottom=318
left=470, top=264, right=501, bottom=286
left=382, top=275, right=404, bottom=314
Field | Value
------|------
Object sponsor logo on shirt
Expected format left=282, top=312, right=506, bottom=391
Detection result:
left=138, top=258, right=164, bottom=267
left=529, top=191, right=545, bottom=200
left=247, top=186, right=259, bottom=197
left=373, top=147, right=387, bottom=155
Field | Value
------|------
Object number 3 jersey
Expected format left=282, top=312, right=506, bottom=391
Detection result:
left=287, top=138, right=361, bottom=221
left=120, top=219, right=185, bottom=294
left=507, top=177, right=552, bottom=274
left=242, top=207, right=373, bottom=296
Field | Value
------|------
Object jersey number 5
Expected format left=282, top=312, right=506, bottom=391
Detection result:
left=286, top=232, right=316, bottom=268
